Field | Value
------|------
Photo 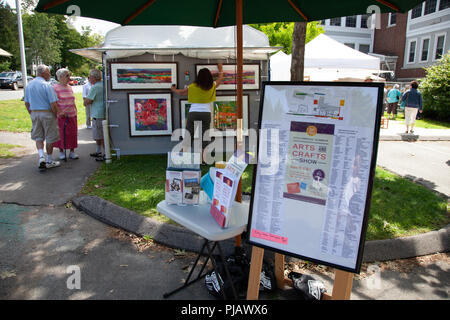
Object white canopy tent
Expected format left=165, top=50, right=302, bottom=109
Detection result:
left=270, top=34, right=386, bottom=81
left=71, top=25, right=279, bottom=61
left=0, top=48, right=12, bottom=57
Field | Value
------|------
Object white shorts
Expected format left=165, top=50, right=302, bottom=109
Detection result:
left=92, top=118, right=104, bottom=140
left=404, top=107, right=419, bottom=125
left=30, top=111, right=60, bottom=144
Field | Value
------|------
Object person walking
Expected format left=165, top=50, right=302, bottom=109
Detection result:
left=24, top=64, right=61, bottom=171
left=386, top=84, right=402, bottom=120
left=82, top=78, right=92, bottom=129
left=171, top=63, right=223, bottom=163
left=84, top=69, right=106, bottom=161
left=400, top=81, right=423, bottom=134
left=53, top=68, right=79, bottom=161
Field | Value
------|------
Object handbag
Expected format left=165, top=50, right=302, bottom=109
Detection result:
left=400, top=92, right=409, bottom=108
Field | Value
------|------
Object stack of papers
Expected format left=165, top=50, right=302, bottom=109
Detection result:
left=209, top=151, right=253, bottom=228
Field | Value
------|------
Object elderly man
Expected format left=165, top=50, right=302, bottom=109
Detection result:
left=84, top=69, right=106, bottom=161
left=25, top=64, right=62, bottom=171
left=386, top=84, right=402, bottom=120
left=82, top=78, right=92, bottom=129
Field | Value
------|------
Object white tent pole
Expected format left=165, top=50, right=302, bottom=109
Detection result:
left=15, top=0, right=28, bottom=88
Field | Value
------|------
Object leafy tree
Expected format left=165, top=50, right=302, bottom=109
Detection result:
left=420, top=53, right=450, bottom=121
left=50, top=16, right=103, bottom=76
left=0, top=5, right=20, bottom=71
left=250, top=21, right=324, bottom=54
left=251, top=21, right=323, bottom=81
left=23, top=12, right=62, bottom=67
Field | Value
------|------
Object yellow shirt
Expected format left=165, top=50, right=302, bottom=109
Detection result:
left=188, top=82, right=216, bottom=103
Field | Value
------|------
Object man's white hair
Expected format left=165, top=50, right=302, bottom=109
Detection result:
left=56, top=68, right=70, bottom=81
left=36, top=64, right=49, bottom=76
left=89, top=69, right=102, bottom=80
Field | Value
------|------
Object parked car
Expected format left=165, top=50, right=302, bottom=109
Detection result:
left=78, top=77, right=87, bottom=85
left=47, top=77, right=58, bottom=86
left=17, top=76, right=34, bottom=88
left=0, top=71, right=23, bottom=90
left=69, top=76, right=83, bottom=86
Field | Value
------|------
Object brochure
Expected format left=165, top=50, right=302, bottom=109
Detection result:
left=182, top=170, right=201, bottom=205
left=225, top=150, right=254, bottom=178
left=166, top=170, right=183, bottom=205
left=210, top=169, right=239, bottom=228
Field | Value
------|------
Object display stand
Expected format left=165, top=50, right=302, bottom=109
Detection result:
left=246, top=249, right=354, bottom=300
left=157, top=200, right=249, bottom=299
left=245, top=82, right=384, bottom=301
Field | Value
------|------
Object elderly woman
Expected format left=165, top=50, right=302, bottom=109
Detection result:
left=53, top=68, right=79, bottom=160
left=400, top=81, right=423, bottom=134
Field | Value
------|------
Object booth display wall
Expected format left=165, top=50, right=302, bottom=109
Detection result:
left=107, top=53, right=268, bottom=156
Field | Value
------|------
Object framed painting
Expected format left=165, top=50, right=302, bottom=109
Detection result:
left=212, top=95, right=249, bottom=136
left=111, top=63, right=177, bottom=90
left=195, top=64, right=260, bottom=90
left=128, top=93, right=173, bottom=136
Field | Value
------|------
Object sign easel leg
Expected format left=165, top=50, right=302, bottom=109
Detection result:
left=331, top=269, right=354, bottom=300
left=246, top=246, right=264, bottom=300
left=274, top=253, right=286, bottom=289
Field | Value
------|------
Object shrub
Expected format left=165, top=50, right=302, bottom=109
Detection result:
left=420, top=53, right=450, bottom=121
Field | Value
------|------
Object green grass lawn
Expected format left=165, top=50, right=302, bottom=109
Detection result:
left=0, top=93, right=86, bottom=132
left=80, top=154, right=449, bottom=241
left=0, top=143, right=24, bottom=158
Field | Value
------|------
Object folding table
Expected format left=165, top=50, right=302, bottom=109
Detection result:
left=157, top=200, right=249, bottom=299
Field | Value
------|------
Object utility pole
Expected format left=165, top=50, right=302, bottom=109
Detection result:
left=15, top=0, right=28, bottom=89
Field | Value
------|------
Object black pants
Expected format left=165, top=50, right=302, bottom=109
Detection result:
left=186, top=112, right=211, bottom=149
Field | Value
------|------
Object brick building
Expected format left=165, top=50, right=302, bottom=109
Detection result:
left=321, top=0, right=450, bottom=81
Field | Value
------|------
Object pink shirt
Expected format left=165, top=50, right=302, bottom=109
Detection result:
left=53, top=84, right=77, bottom=118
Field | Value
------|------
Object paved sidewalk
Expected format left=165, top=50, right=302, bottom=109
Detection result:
left=379, top=119, right=450, bottom=141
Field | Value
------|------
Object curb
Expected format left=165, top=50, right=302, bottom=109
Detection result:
left=72, top=196, right=238, bottom=256
left=72, top=195, right=450, bottom=263
left=379, top=135, right=450, bottom=141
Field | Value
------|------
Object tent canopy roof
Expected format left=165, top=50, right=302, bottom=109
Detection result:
left=304, top=34, right=380, bottom=70
left=269, top=34, right=384, bottom=81
left=0, top=48, right=12, bottom=57
left=71, top=25, right=279, bottom=61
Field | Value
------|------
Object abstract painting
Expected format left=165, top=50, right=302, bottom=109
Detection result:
left=128, top=93, right=172, bottom=136
left=111, top=63, right=177, bottom=90
left=195, top=64, right=259, bottom=90
left=212, top=95, right=249, bottom=136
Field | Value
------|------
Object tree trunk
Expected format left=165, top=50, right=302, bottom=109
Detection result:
left=290, top=22, right=307, bottom=81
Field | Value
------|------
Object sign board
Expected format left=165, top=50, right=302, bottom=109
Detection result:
left=247, top=81, right=384, bottom=273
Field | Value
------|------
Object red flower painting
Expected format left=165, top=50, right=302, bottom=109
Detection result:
left=134, top=98, right=168, bottom=131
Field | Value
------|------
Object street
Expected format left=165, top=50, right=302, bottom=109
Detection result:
left=0, top=85, right=83, bottom=101
left=377, top=141, right=450, bottom=197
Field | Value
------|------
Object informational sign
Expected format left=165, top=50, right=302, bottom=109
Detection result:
left=247, top=82, right=384, bottom=273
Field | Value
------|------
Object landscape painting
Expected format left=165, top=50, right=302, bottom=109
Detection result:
left=212, top=95, right=249, bottom=136
left=195, top=64, right=259, bottom=90
left=111, top=63, right=177, bottom=89
left=128, top=93, right=172, bottom=136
